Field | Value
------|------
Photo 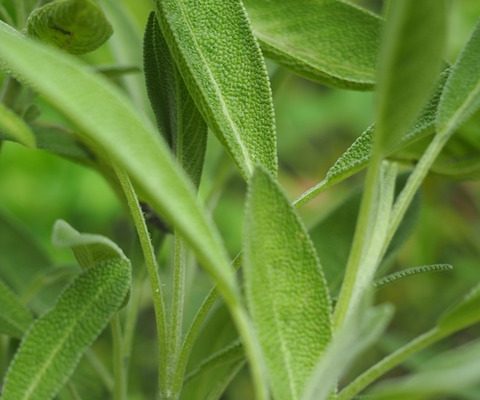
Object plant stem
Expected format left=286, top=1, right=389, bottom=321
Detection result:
left=337, top=328, right=444, bottom=400
left=85, top=349, right=114, bottom=392
left=113, top=166, right=169, bottom=398
left=111, top=314, right=127, bottom=400
left=0, top=77, right=21, bottom=110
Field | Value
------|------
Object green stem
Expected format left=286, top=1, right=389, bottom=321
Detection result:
left=85, top=349, right=114, bottom=392
left=0, top=77, right=21, bottom=110
left=67, top=382, right=83, bottom=400
left=114, top=166, right=169, bottom=398
left=111, top=314, right=127, bottom=400
left=337, top=328, right=444, bottom=400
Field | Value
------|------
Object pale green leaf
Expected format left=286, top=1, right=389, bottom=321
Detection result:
left=26, top=0, right=113, bottom=55
left=244, top=0, right=381, bottom=90
left=143, top=12, right=207, bottom=187
left=1, top=262, right=131, bottom=400
left=244, top=167, right=332, bottom=400
left=0, top=22, right=237, bottom=299
left=437, top=21, right=480, bottom=135
left=375, top=0, right=446, bottom=154
left=0, top=279, right=33, bottom=338
left=154, top=0, right=277, bottom=178
left=0, top=102, right=35, bottom=147
left=437, top=282, right=480, bottom=334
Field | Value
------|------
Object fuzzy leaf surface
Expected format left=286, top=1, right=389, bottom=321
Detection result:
left=374, top=0, right=445, bottom=154
left=244, top=0, right=381, bottom=90
left=0, top=279, right=33, bottom=338
left=154, top=0, right=277, bottom=178
left=244, top=167, right=332, bottom=400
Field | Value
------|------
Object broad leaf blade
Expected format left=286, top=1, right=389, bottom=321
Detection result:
left=375, top=0, right=445, bottom=154
left=1, top=261, right=131, bottom=400
left=244, top=167, right=332, bottom=400
left=154, top=0, right=277, bottom=178
left=143, top=12, right=207, bottom=187
left=0, top=279, right=33, bottom=338
left=0, top=103, right=35, bottom=147
left=437, top=22, right=480, bottom=134
left=0, top=22, right=237, bottom=297
left=244, top=0, right=381, bottom=90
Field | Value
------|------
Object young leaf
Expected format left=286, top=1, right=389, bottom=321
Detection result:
left=0, top=102, right=35, bottom=147
left=0, top=21, right=237, bottom=299
left=437, top=282, right=480, bottom=335
left=143, top=12, right=207, bottom=187
left=374, top=0, right=445, bottom=155
left=0, top=279, right=33, bottom=338
left=154, top=0, right=277, bottom=179
left=244, top=0, right=381, bottom=90
left=26, top=0, right=113, bottom=55
left=437, top=22, right=480, bottom=135
left=244, top=167, right=332, bottom=400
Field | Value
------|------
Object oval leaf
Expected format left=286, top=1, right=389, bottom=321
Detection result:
left=0, top=279, right=33, bottom=338
left=0, top=21, right=237, bottom=298
left=0, top=102, right=35, bottom=147
left=244, top=0, right=381, bottom=90
left=154, top=0, right=277, bottom=178
left=437, top=21, right=480, bottom=134
left=375, top=0, right=446, bottom=154
left=244, top=167, right=332, bottom=400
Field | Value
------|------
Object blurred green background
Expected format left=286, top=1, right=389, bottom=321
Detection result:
left=1, top=0, right=480, bottom=399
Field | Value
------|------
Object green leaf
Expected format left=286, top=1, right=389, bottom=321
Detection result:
left=244, top=0, right=381, bottom=90
left=143, top=12, right=207, bottom=187
left=374, top=264, right=453, bottom=289
left=0, top=102, right=35, bottom=147
left=0, top=279, right=33, bottom=338
left=154, top=0, right=277, bottom=179
left=1, top=222, right=131, bottom=400
left=302, top=304, right=393, bottom=400
left=0, top=22, right=237, bottom=300
left=437, top=282, right=480, bottom=334
left=26, top=0, right=113, bottom=55
left=370, top=339, right=480, bottom=399
left=374, top=0, right=446, bottom=154
left=244, top=167, right=332, bottom=400
left=437, top=22, right=480, bottom=135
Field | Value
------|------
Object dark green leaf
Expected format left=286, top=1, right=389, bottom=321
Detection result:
left=244, top=0, right=381, bottom=90
left=244, top=167, right=332, bottom=400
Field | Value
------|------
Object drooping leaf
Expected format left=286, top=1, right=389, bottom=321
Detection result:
left=244, top=0, right=381, bottom=90
left=0, top=21, right=237, bottom=300
left=143, top=12, right=207, bottom=187
left=437, top=282, right=480, bottom=335
left=1, top=221, right=131, bottom=400
left=26, top=0, right=113, bottom=55
left=437, top=21, right=480, bottom=135
left=374, top=0, right=446, bottom=155
left=154, top=0, right=277, bottom=179
left=0, top=102, right=35, bottom=147
left=244, top=167, right=332, bottom=400
left=0, top=279, right=33, bottom=338
left=374, top=264, right=453, bottom=289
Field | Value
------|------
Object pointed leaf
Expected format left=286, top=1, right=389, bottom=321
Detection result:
left=244, top=167, right=332, bottom=400
left=375, top=0, right=445, bottom=154
left=0, top=279, right=33, bottom=338
left=154, top=0, right=277, bottom=178
left=0, top=22, right=237, bottom=299
left=0, top=103, right=35, bottom=147
left=437, top=22, right=480, bottom=134
left=244, top=0, right=381, bottom=90
left=143, top=12, right=207, bottom=187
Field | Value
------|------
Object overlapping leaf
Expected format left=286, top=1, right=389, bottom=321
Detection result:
left=244, top=167, right=331, bottom=400
left=0, top=279, right=33, bottom=338
left=0, top=102, right=35, bottom=147
left=244, top=0, right=381, bottom=90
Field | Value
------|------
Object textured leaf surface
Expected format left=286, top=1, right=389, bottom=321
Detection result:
left=244, top=167, right=332, bottom=400
left=0, top=102, right=35, bottom=147
left=437, top=22, right=480, bottom=134
left=26, top=0, right=113, bottom=55
left=244, top=0, right=381, bottom=90
left=374, top=0, right=445, bottom=154
left=154, top=0, right=277, bottom=178
left=0, top=279, right=33, bottom=338
left=144, top=12, right=207, bottom=187
left=0, top=22, right=237, bottom=297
